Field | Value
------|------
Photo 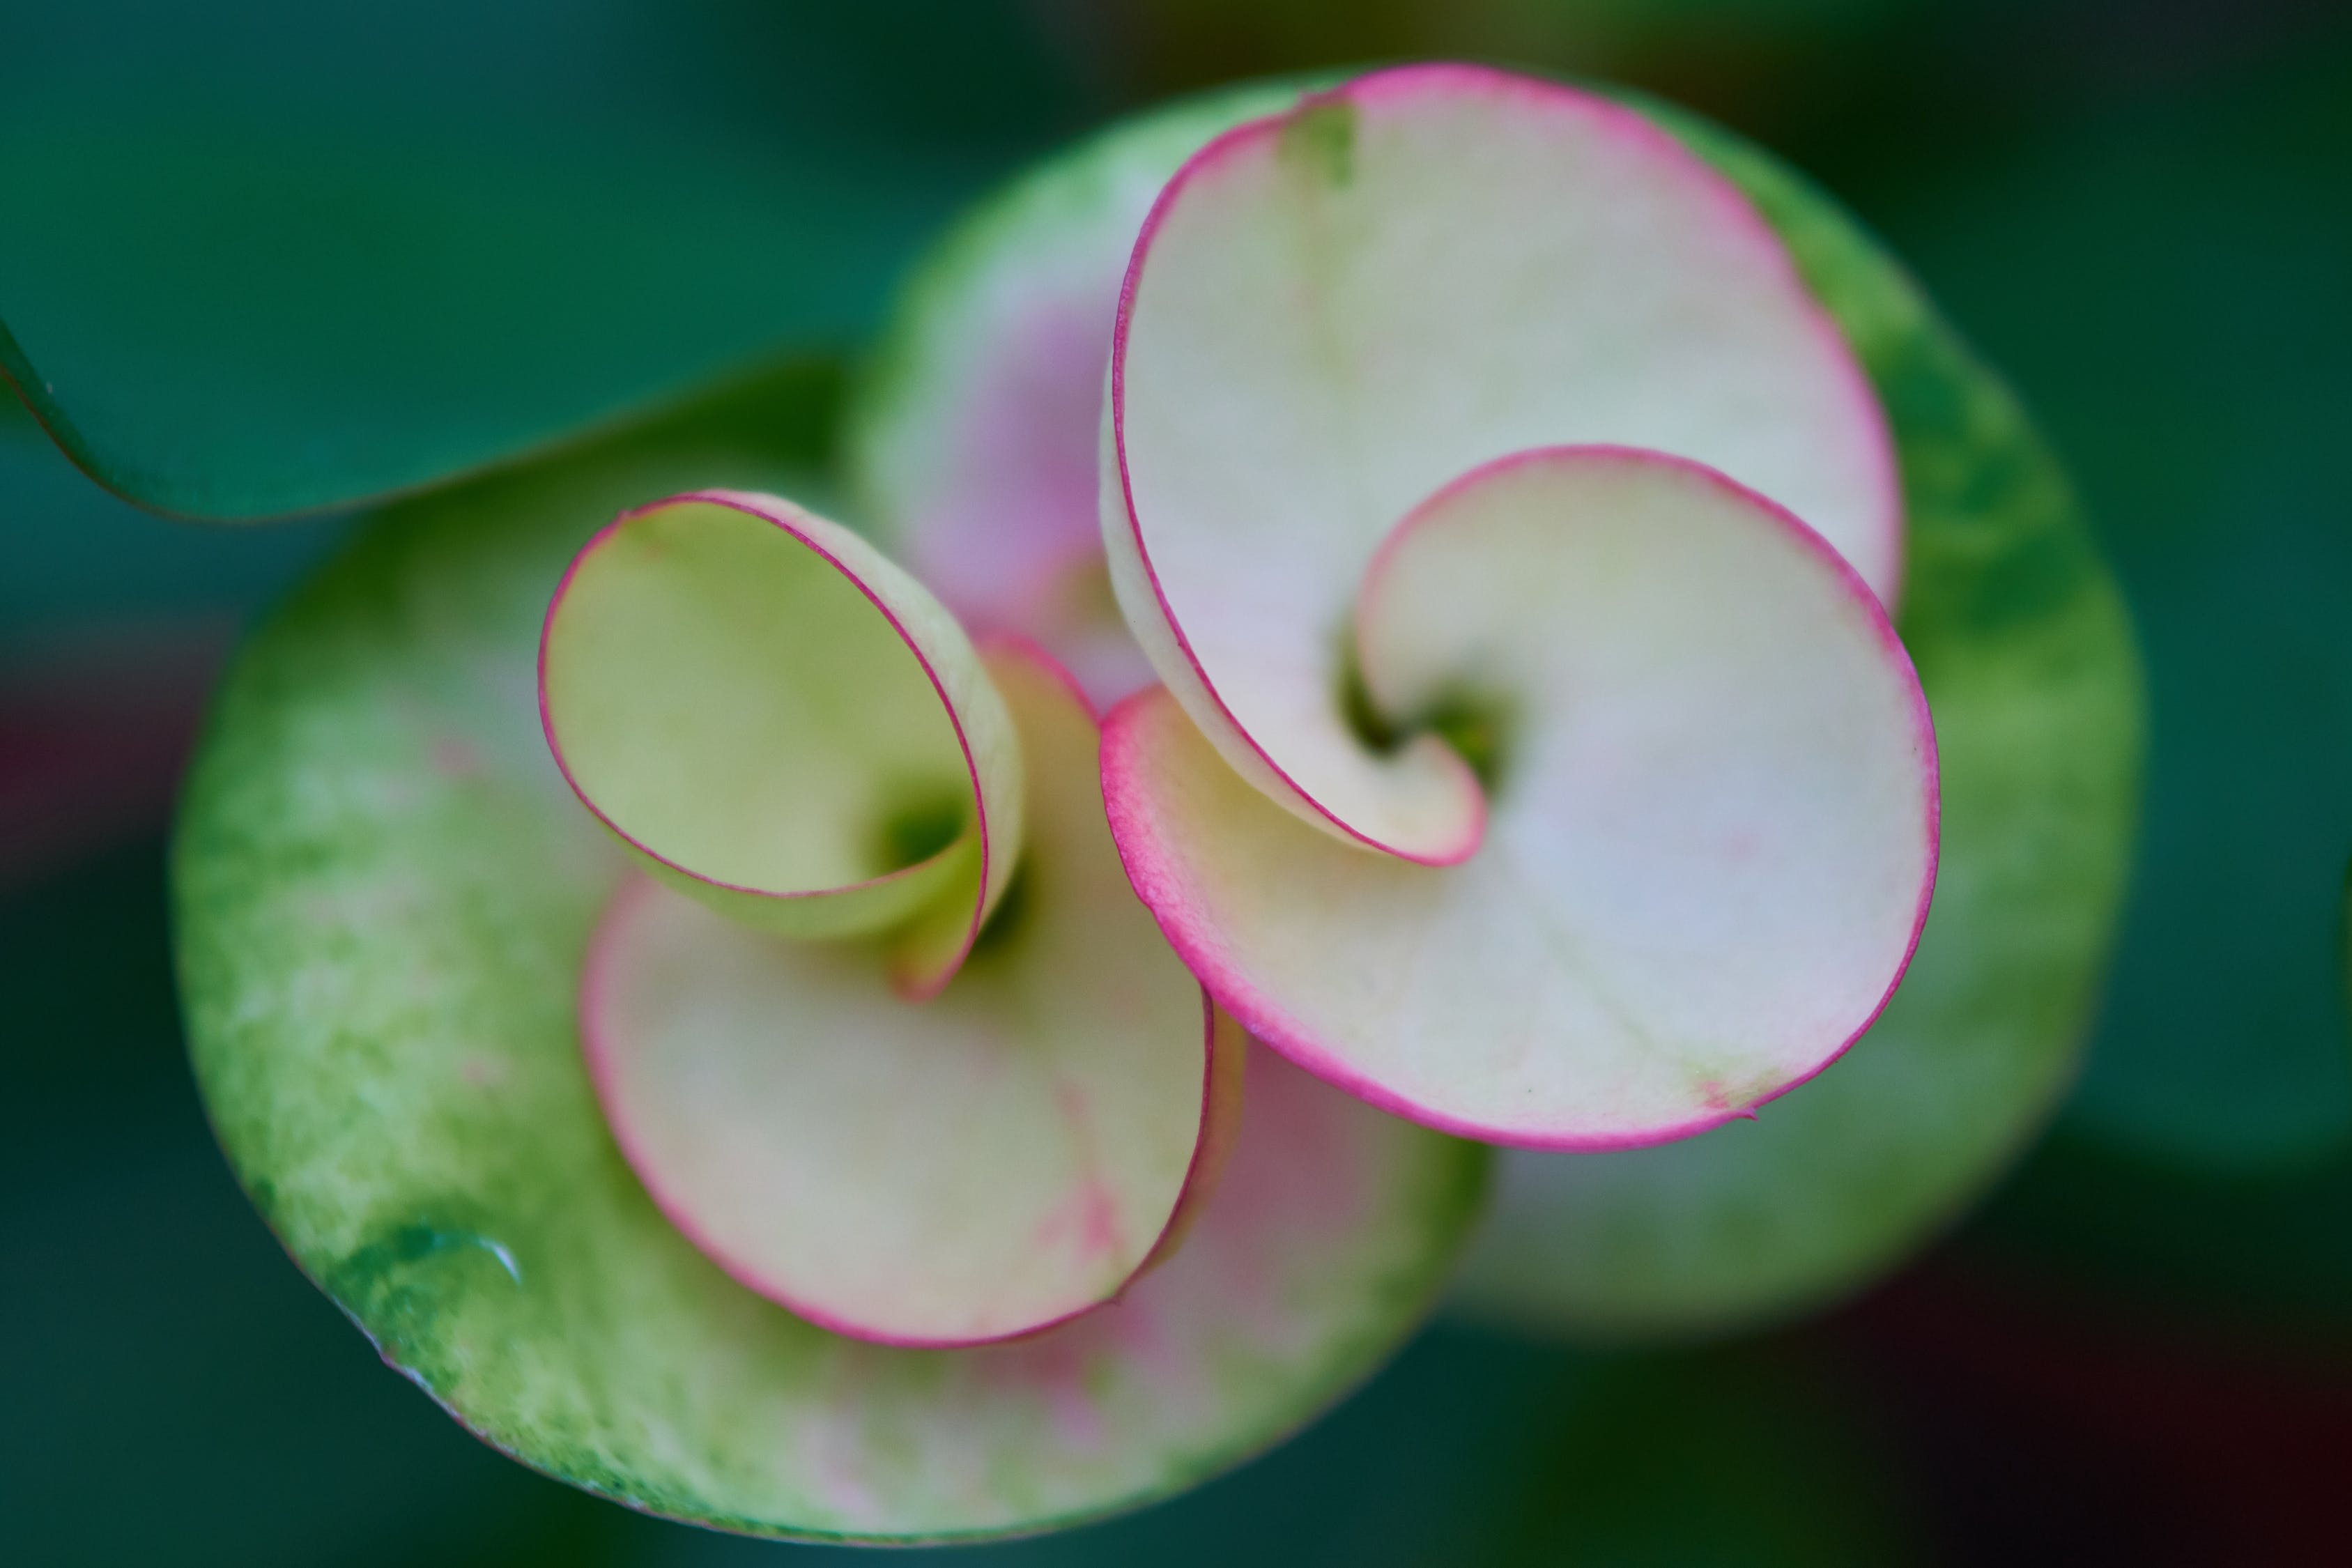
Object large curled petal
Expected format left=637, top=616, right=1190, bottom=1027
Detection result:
left=845, top=77, right=2136, bottom=1332
left=582, top=640, right=1238, bottom=1347
left=849, top=79, right=1320, bottom=708
left=539, top=489, right=1020, bottom=997
left=1445, top=101, right=2142, bottom=1335
left=171, top=404, right=1487, bottom=1539
left=1105, top=447, right=1936, bottom=1149
left=1105, top=64, right=1898, bottom=864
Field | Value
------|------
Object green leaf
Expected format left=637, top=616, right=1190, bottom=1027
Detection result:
left=16, top=841, right=1926, bottom=1563
left=0, top=392, right=346, bottom=638
left=0, top=1, right=1086, bottom=520
left=1862, top=42, right=2352, bottom=1171
left=171, top=360, right=1485, bottom=1540
left=1448, top=96, right=2145, bottom=1337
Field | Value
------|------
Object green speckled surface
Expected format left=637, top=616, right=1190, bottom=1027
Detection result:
left=171, top=363, right=1485, bottom=1541
left=1450, top=102, right=2146, bottom=1336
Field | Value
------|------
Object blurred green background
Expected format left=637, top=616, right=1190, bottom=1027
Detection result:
left=5, top=1, right=2350, bottom=1561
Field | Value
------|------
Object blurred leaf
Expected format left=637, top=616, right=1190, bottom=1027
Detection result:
left=0, top=401, right=347, bottom=638
left=0, top=845, right=667, bottom=1567
left=0, top=0, right=1087, bottom=520
left=1866, top=29, right=2352, bottom=1171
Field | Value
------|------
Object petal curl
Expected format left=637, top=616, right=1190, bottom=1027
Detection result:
left=1105, top=66, right=1899, bottom=863
left=582, top=641, right=1238, bottom=1346
left=538, top=489, right=1020, bottom=997
left=1104, top=448, right=1936, bottom=1148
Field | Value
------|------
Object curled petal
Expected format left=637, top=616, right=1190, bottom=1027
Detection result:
left=1103, top=447, right=1937, bottom=1149
left=1104, top=66, right=1898, bottom=863
left=538, top=489, right=1020, bottom=996
left=583, top=641, right=1238, bottom=1346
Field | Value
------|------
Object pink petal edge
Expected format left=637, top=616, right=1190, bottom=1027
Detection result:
left=578, top=637, right=1237, bottom=1348
left=1103, top=66, right=1902, bottom=878
left=1100, top=445, right=1937, bottom=1151
left=537, top=488, right=997, bottom=1001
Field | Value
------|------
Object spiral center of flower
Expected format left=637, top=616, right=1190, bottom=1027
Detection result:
left=1339, top=644, right=1515, bottom=801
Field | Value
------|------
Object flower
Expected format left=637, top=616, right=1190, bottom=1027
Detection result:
left=174, top=65, right=2136, bottom=1542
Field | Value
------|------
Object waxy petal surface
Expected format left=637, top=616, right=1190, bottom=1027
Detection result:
left=583, top=642, right=1234, bottom=1347
left=539, top=489, right=1020, bottom=996
left=172, top=406, right=1486, bottom=1539
left=1105, top=447, right=1936, bottom=1148
left=1105, top=66, right=1898, bottom=862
